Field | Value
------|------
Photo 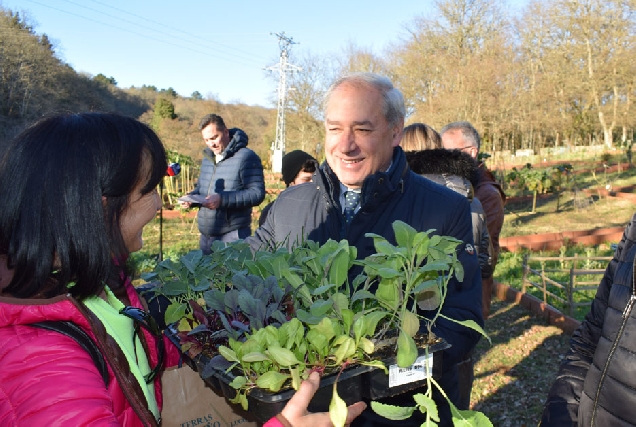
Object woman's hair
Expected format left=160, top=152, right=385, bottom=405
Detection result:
left=402, top=123, right=442, bottom=151
left=0, top=112, right=167, bottom=299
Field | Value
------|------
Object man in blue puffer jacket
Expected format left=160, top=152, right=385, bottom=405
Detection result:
left=247, top=72, right=483, bottom=427
left=181, top=114, right=265, bottom=254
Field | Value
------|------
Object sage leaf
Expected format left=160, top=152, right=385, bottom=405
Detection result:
left=165, top=302, right=188, bottom=325
left=358, top=337, right=375, bottom=354
left=229, top=375, right=247, bottom=389
left=242, top=352, right=270, bottom=363
left=396, top=331, right=418, bottom=368
left=413, top=393, right=439, bottom=422
left=393, top=220, right=415, bottom=249
left=329, top=384, right=348, bottom=427
left=401, top=311, right=420, bottom=337
left=328, top=248, right=351, bottom=288
left=256, top=370, right=289, bottom=392
left=449, top=406, right=493, bottom=427
left=333, top=336, right=356, bottom=364
left=370, top=401, right=417, bottom=420
left=219, top=345, right=239, bottom=362
left=267, top=346, right=301, bottom=366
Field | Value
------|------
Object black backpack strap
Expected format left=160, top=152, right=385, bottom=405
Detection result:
left=31, top=320, right=110, bottom=386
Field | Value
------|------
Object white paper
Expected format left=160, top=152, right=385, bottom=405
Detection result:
left=388, top=353, right=434, bottom=387
left=178, top=194, right=208, bottom=204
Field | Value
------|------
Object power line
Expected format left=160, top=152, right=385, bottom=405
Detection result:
left=21, top=0, right=271, bottom=70
left=84, top=0, right=272, bottom=64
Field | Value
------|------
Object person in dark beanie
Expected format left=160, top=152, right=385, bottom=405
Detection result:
left=281, top=150, right=318, bottom=187
left=259, top=150, right=318, bottom=226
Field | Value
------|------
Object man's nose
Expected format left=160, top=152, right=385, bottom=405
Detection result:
left=336, top=129, right=356, bottom=152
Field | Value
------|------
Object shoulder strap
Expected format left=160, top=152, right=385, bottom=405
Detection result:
left=31, top=320, right=110, bottom=386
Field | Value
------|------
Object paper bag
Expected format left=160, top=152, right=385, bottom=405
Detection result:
left=161, top=365, right=259, bottom=427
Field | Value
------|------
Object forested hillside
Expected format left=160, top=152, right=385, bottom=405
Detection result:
left=0, top=8, right=276, bottom=163
left=0, top=9, right=150, bottom=141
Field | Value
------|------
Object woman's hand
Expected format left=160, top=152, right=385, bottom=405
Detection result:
left=278, top=371, right=366, bottom=427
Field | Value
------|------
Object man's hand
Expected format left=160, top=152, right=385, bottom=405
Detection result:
left=278, top=371, right=366, bottom=427
left=178, top=200, right=192, bottom=208
left=203, top=193, right=221, bottom=209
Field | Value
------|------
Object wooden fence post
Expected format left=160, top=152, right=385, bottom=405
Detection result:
left=568, top=266, right=575, bottom=317
left=541, top=261, right=547, bottom=303
left=522, top=253, right=529, bottom=293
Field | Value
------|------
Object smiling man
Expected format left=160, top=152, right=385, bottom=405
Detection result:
left=247, top=73, right=483, bottom=427
left=180, top=114, right=265, bottom=254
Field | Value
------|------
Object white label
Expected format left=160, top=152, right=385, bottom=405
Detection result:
left=388, top=353, right=434, bottom=388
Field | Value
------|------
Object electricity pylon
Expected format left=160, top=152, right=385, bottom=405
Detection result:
left=266, top=32, right=301, bottom=173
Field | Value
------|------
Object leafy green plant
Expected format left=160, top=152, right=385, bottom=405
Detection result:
left=359, top=221, right=488, bottom=368
left=506, top=164, right=550, bottom=213
left=144, top=221, right=491, bottom=427
left=140, top=241, right=254, bottom=325
left=371, top=390, right=492, bottom=427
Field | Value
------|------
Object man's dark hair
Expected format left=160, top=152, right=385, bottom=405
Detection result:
left=0, top=112, right=167, bottom=299
left=198, top=114, right=226, bottom=131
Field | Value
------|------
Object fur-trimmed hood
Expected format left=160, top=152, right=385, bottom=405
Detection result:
left=405, top=148, right=479, bottom=188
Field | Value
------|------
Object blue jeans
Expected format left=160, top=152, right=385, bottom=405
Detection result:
left=199, top=227, right=250, bottom=254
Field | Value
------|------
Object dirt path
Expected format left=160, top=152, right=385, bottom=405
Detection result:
left=470, top=298, right=572, bottom=426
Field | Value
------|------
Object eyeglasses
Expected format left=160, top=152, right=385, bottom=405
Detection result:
left=459, top=146, right=475, bottom=152
left=119, top=306, right=165, bottom=384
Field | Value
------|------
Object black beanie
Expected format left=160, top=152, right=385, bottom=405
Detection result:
left=281, top=150, right=317, bottom=186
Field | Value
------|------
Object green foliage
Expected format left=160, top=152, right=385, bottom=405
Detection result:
left=506, top=163, right=573, bottom=213
left=370, top=355, right=493, bottom=426
left=93, top=73, right=117, bottom=86
left=153, top=98, right=177, bottom=120
left=142, top=221, right=491, bottom=427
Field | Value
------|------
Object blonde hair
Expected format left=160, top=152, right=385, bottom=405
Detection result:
left=401, top=123, right=442, bottom=151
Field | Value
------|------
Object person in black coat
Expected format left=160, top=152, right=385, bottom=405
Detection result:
left=541, top=214, right=636, bottom=426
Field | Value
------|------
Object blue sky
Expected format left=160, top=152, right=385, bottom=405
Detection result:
left=4, top=0, right=527, bottom=107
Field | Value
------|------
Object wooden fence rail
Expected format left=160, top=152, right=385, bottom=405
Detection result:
left=521, top=255, right=612, bottom=316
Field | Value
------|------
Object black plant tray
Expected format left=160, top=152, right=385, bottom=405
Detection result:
left=167, top=327, right=450, bottom=424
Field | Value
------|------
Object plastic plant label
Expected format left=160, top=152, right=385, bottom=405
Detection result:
left=388, top=353, right=433, bottom=388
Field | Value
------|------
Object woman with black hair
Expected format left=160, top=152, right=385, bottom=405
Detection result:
left=0, top=112, right=364, bottom=427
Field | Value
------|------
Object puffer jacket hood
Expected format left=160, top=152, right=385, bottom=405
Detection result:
left=405, top=149, right=479, bottom=189
left=405, top=148, right=493, bottom=278
left=204, top=128, right=249, bottom=161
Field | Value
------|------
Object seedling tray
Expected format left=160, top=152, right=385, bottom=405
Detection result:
left=167, top=326, right=450, bottom=424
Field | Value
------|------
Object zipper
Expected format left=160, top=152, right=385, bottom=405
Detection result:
left=590, top=255, right=636, bottom=425
left=205, top=155, right=218, bottom=197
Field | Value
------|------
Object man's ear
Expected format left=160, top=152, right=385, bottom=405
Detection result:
left=391, top=122, right=404, bottom=147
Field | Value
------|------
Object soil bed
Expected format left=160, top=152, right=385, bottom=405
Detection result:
left=471, top=298, right=571, bottom=426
